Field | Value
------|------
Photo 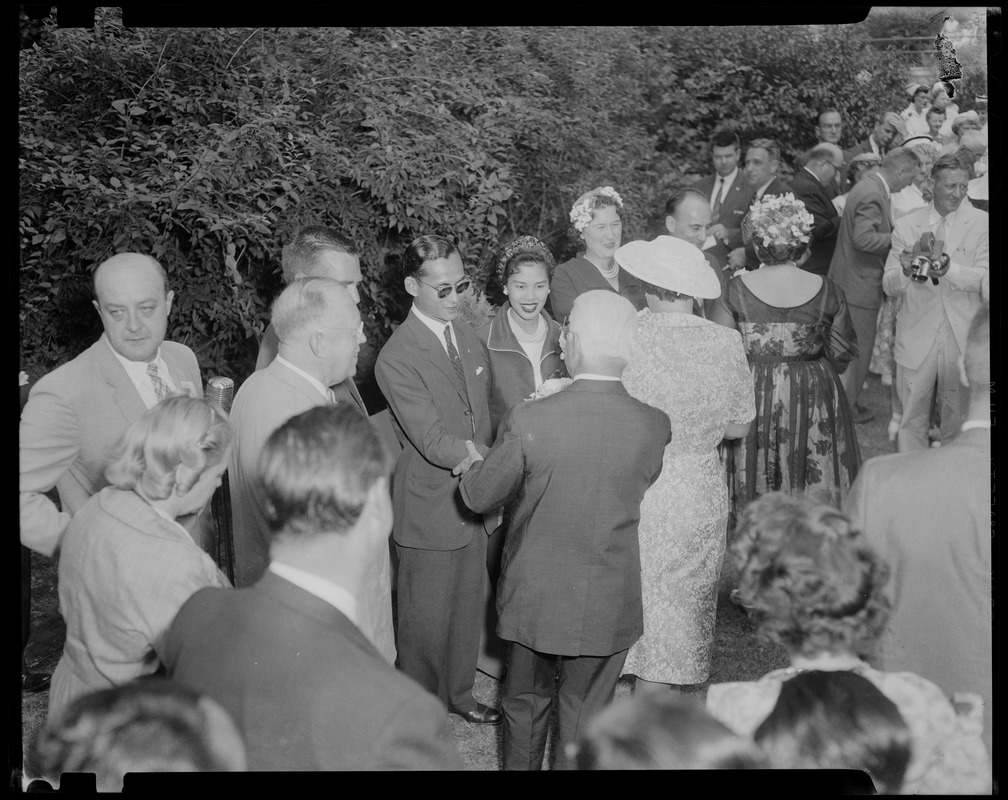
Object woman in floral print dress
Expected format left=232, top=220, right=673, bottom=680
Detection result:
left=711, top=194, right=862, bottom=519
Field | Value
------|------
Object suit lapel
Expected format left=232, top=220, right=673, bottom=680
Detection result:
left=95, top=338, right=148, bottom=424
left=161, top=346, right=200, bottom=398
left=405, top=314, right=469, bottom=406
left=454, top=321, right=479, bottom=409
left=943, top=208, right=972, bottom=256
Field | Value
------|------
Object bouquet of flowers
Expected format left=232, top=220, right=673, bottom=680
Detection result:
left=526, top=376, right=572, bottom=401
left=742, top=193, right=814, bottom=250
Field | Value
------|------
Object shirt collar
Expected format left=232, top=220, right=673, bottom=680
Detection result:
left=960, top=420, right=991, bottom=433
left=715, top=166, right=738, bottom=189
left=268, top=561, right=358, bottom=624
left=274, top=355, right=330, bottom=402
left=410, top=304, right=457, bottom=347
left=755, top=178, right=775, bottom=199
left=927, top=201, right=962, bottom=226
left=802, top=165, right=822, bottom=185
left=104, top=334, right=164, bottom=378
left=573, top=373, right=622, bottom=382
left=874, top=171, right=891, bottom=198
left=868, top=134, right=880, bottom=155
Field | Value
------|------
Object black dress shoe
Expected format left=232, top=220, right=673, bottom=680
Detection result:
left=449, top=702, right=502, bottom=725
left=22, top=672, right=51, bottom=693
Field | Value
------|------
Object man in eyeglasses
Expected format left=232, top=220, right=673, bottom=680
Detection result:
left=790, top=143, right=845, bottom=276
left=374, top=235, right=500, bottom=726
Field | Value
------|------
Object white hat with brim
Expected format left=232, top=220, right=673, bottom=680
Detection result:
left=615, top=236, right=722, bottom=300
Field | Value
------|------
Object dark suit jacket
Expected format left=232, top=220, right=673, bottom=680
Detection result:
left=460, top=380, right=670, bottom=657
left=693, top=170, right=755, bottom=265
left=743, top=177, right=791, bottom=269
left=163, top=572, right=463, bottom=770
left=845, top=427, right=992, bottom=752
left=256, top=321, right=366, bottom=412
left=827, top=172, right=893, bottom=309
left=790, top=167, right=841, bottom=276
left=374, top=311, right=493, bottom=550
left=549, top=257, right=647, bottom=321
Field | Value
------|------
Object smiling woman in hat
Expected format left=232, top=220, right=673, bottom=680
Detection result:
left=617, top=235, right=755, bottom=698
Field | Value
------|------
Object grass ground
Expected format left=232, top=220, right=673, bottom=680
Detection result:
left=19, top=374, right=896, bottom=774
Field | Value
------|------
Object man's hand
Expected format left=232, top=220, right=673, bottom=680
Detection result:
left=451, top=440, right=485, bottom=476
left=899, top=250, right=915, bottom=277
left=728, top=247, right=747, bottom=268
left=931, top=250, right=951, bottom=277
left=709, top=223, right=728, bottom=243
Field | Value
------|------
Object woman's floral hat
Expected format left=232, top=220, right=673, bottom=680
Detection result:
left=569, top=186, right=623, bottom=233
left=742, top=193, right=814, bottom=250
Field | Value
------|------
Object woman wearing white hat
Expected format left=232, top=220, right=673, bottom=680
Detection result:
left=617, top=236, right=755, bottom=697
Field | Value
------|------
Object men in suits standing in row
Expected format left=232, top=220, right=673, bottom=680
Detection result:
left=459, top=291, right=671, bottom=770
left=729, top=138, right=790, bottom=271
left=790, top=143, right=845, bottom=276
left=256, top=225, right=367, bottom=413
left=828, top=147, right=919, bottom=422
left=843, top=111, right=906, bottom=192
left=694, top=129, right=755, bottom=269
left=882, top=154, right=988, bottom=450
left=846, top=306, right=991, bottom=755
left=20, top=253, right=202, bottom=557
left=374, top=235, right=500, bottom=725
left=663, top=186, right=728, bottom=318
left=164, top=405, right=464, bottom=770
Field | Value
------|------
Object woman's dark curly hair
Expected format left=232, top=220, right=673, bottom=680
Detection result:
left=731, top=492, right=891, bottom=659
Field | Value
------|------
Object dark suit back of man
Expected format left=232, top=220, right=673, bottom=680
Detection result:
left=163, top=573, right=463, bottom=770
left=791, top=168, right=841, bottom=276
left=465, top=380, right=670, bottom=657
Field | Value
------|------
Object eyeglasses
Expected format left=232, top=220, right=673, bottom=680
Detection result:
left=417, top=277, right=471, bottom=299
left=317, top=320, right=365, bottom=338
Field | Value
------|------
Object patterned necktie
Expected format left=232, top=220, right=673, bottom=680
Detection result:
left=444, top=324, right=467, bottom=389
left=147, top=362, right=168, bottom=403
left=711, top=176, right=723, bottom=217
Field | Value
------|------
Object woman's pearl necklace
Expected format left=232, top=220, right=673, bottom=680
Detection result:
left=508, top=308, right=547, bottom=344
left=597, top=260, right=619, bottom=280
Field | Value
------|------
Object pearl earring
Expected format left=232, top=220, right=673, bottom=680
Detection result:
left=503, top=288, right=509, bottom=295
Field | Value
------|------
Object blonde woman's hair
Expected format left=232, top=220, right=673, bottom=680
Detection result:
left=104, top=395, right=232, bottom=500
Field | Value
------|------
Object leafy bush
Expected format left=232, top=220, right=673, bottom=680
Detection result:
left=22, top=16, right=962, bottom=385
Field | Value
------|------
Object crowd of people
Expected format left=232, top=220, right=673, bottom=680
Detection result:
left=19, top=80, right=991, bottom=788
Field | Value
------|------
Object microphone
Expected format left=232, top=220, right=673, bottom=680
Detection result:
left=205, top=376, right=235, bottom=413
left=205, top=376, right=235, bottom=584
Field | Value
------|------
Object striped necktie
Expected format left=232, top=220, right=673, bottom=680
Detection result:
left=444, top=324, right=467, bottom=389
left=147, top=362, right=168, bottom=403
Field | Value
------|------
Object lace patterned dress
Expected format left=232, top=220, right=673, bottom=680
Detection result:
left=719, top=276, right=862, bottom=518
left=621, top=312, right=755, bottom=684
left=707, top=664, right=992, bottom=794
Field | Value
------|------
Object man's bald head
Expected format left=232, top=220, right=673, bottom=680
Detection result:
left=563, top=291, right=639, bottom=377
left=91, top=253, right=174, bottom=363
left=93, top=253, right=168, bottom=299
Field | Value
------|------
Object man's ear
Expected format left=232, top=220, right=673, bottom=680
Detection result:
left=308, top=331, right=326, bottom=359
left=664, top=215, right=676, bottom=235
left=92, top=298, right=101, bottom=317
left=165, top=289, right=175, bottom=317
left=404, top=276, right=419, bottom=299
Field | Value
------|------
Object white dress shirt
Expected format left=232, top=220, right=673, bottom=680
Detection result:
left=268, top=561, right=358, bottom=625
left=105, top=336, right=177, bottom=409
left=410, top=304, right=459, bottom=357
left=275, top=356, right=331, bottom=403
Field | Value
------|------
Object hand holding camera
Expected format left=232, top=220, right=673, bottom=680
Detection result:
left=908, top=232, right=950, bottom=286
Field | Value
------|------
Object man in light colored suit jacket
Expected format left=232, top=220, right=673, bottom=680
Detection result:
left=229, top=278, right=364, bottom=586
left=693, top=129, right=755, bottom=268
left=19, top=253, right=201, bottom=557
left=882, top=154, right=988, bottom=450
left=460, top=291, right=671, bottom=770
left=845, top=307, right=991, bottom=754
left=827, top=147, right=918, bottom=420
left=374, top=235, right=499, bottom=725
left=165, top=406, right=463, bottom=771
left=255, top=225, right=367, bottom=413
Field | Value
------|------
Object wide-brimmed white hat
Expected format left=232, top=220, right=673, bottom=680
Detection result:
left=616, top=236, right=721, bottom=300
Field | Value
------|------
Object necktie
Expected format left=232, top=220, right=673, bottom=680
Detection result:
left=711, top=176, right=723, bottom=217
left=444, top=324, right=467, bottom=388
left=935, top=215, right=949, bottom=249
left=147, top=362, right=168, bottom=403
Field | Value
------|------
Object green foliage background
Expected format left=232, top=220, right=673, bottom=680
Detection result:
left=19, top=12, right=986, bottom=385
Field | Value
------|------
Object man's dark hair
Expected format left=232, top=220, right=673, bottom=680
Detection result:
left=931, top=152, right=970, bottom=182
left=281, top=226, right=358, bottom=284
left=401, top=234, right=460, bottom=281
left=709, top=129, right=740, bottom=150
left=663, top=186, right=710, bottom=218
left=926, top=106, right=946, bottom=120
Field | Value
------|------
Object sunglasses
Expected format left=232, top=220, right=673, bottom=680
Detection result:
left=417, top=277, right=471, bottom=299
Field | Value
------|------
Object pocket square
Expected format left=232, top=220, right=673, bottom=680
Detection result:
left=476, top=366, right=484, bottom=376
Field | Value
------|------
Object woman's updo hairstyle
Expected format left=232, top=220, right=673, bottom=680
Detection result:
left=105, top=396, right=232, bottom=501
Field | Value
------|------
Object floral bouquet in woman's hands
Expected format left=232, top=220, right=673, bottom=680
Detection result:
left=526, top=376, right=572, bottom=401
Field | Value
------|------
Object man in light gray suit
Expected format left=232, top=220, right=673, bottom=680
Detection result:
left=20, top=253, right=202, bottom=557
left=827, top=147, right=918, bottom=421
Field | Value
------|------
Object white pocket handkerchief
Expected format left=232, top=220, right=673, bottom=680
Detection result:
left=476, top=366, right=484, bottom=376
